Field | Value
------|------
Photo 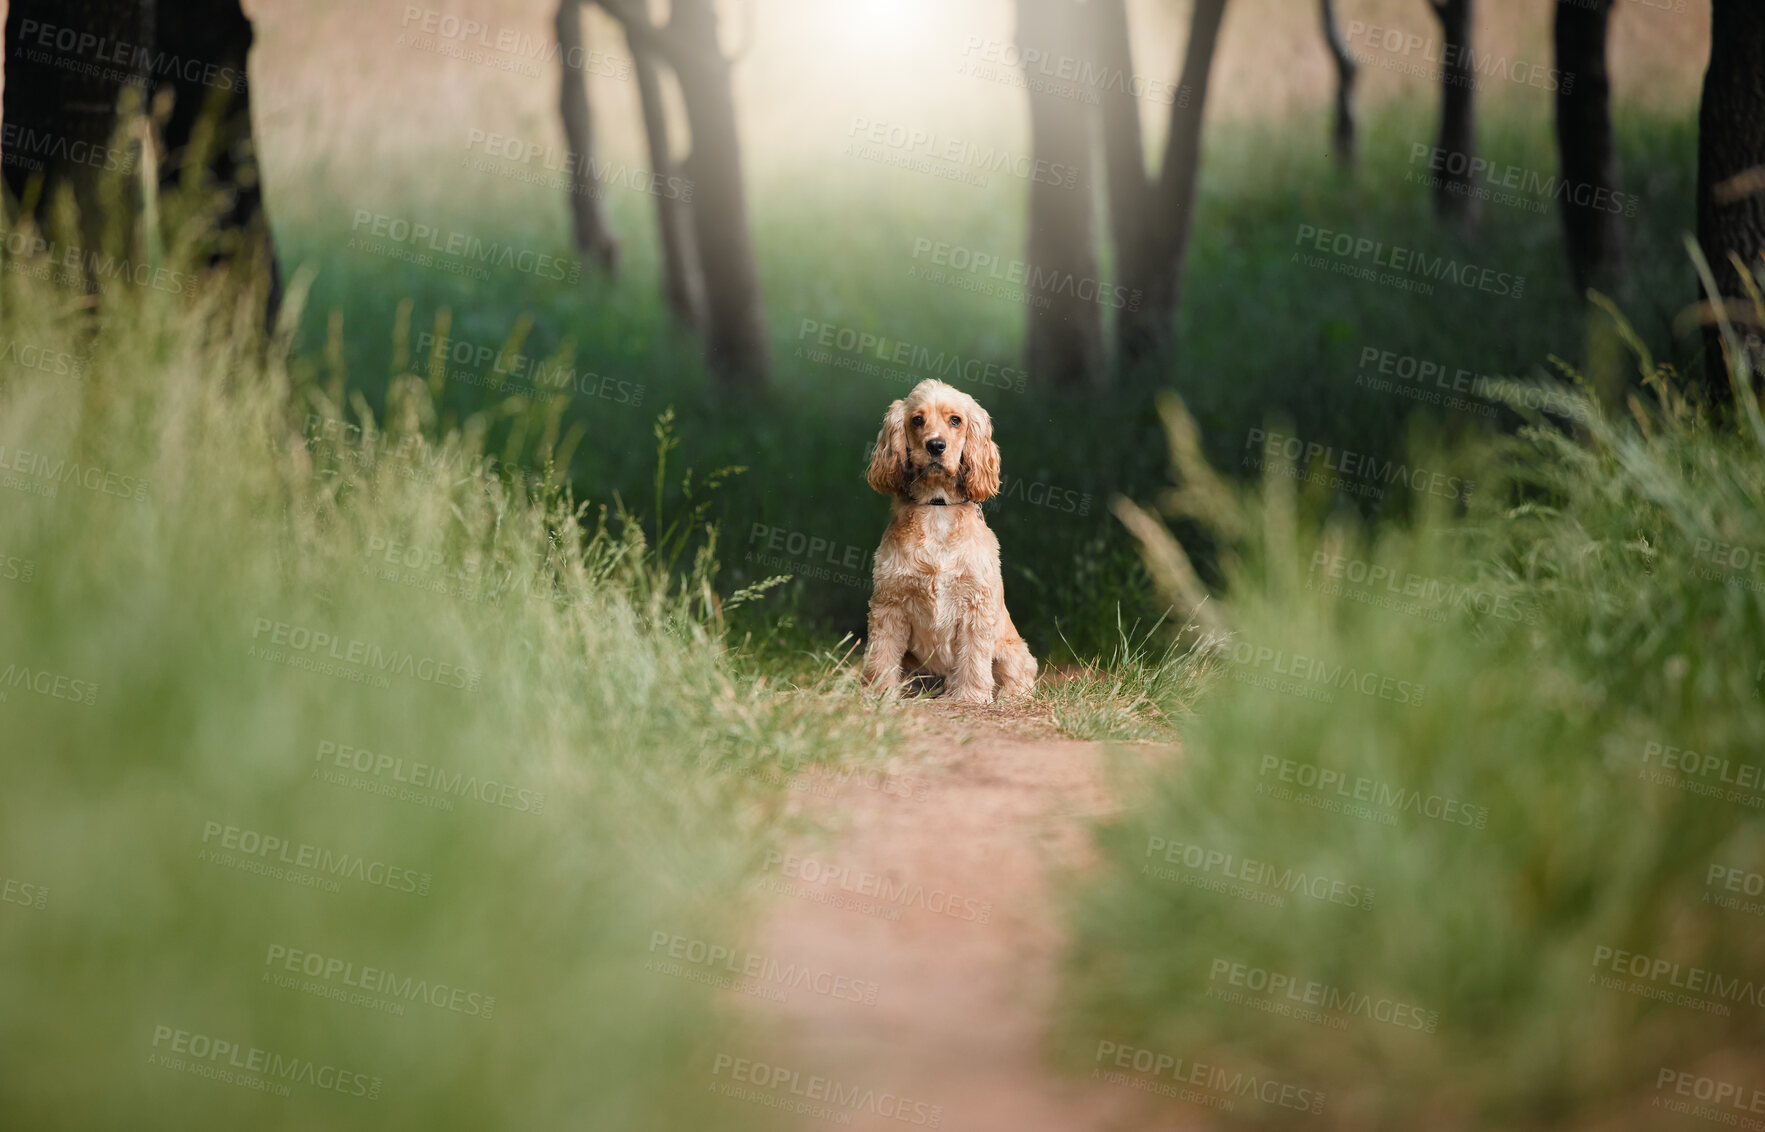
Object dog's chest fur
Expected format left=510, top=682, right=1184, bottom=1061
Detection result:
left=874, top=506, right=993, bottom=671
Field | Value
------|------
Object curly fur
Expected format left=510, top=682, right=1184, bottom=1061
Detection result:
left=860, top=380, right=1036, bottom=704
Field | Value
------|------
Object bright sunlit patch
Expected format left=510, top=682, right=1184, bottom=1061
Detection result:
left=844, top=0, right=935, bottom=51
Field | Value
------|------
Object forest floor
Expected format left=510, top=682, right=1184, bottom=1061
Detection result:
left=737, top=700, right=1215, bottom=1132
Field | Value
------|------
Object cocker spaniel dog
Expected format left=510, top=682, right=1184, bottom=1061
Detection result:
left=861, top=380, right=1037, bottom=704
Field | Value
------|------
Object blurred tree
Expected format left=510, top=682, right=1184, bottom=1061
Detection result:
left=1319, top=0, right=1358, bottom=166
left=1017, top=0, right=1104, bottom=387
left=625, top=21, right=704, bottom=331
left=1696, top=0, right=1765, bottom=403
left=1427, top=0, right=1476, bottom=223
left=154, top=0, right=279, bottom=320
left=593, top=0, right=769, bottom=391
left=1554, top=0, right=1626, bottom=294
left=1095, top=0, right=1229, bottom=368
left=556, top=2, right=620, bottom=273
left=2, top=0, right=154, bottom=260
left=3, top=0, right=277, bottom=318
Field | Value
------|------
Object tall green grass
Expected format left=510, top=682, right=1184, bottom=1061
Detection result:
left=1056, top=295, right=1765, bottom=1128
left=0, top=217, right=891, bottom=1130
left=271, top=103, right=1705, bottom=660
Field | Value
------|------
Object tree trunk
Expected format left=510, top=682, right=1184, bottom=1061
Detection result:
left=661, top=0, right=769, bottom=390
left=1111, top=0, right=1227, bottom=367
left=1320, top=0, right=1357, bottom=165
left=1016, top=0, right=1103, bottom=387
left=154, top=0, right=279, bottom=320
left=1554, top=0, right=1625, bottom=294
left=3, top=0, right=153, bottom=261
left=555, top=1, right=619, bottom=273
left=1696, top=0, right=1765, bottom=403
left=1428, top=0, right=1477, bottom=224
left=627, top=30, right=703, bottom=330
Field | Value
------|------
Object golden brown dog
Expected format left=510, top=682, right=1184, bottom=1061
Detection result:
left=861, top=380, right=1037, bottom=703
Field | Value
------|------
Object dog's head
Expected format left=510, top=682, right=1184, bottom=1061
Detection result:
left=865, top=380, right=1000, bottom=503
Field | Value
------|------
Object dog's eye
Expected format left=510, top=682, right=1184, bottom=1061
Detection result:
left=949, top=416, right=961, bottom=428
left=911, top=415, right=924, bottom=427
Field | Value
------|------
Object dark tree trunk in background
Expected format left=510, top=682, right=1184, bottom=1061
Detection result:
left=666, top=0, right=768, bottom=390
left=155, top=0, right=279, bottom=318
left=3, top=0, right=153, bottom=257
left=628, top=30, right=703, bottom=331
left=1103, top=0, right=1227, bottom=368
left=1554, top=0, right=1625, bottom=294
left=1016, top=0, right=1103, bottom=387
left=591, top=0, right=767, bottom=390
left=1697, top=0, right=1765, bottom=404
left=1428, top=0, right=1476, bottom=224
left=556, top=1, right=619, bottom=273
left=1320, top=0, right=1357, bottom=165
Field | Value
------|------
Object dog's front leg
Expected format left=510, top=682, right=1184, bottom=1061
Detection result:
left=862, top=602, right=911, bottom=693
left=946, top=606, right=998, bottom=705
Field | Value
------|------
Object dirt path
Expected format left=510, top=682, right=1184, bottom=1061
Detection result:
left=737, top=703, right=1211, bottom=1132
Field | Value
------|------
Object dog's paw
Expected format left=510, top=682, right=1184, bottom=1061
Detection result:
left=944, top=685, right=994, bottom=706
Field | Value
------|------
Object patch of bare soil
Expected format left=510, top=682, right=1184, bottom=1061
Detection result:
left=736, top=702, right=1212, bottom=1132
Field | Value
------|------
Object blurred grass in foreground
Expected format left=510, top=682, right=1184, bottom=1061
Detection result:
left=1057, top=291, right=1765, bottom=1129
left=0, top=215, right=891, bottom=1130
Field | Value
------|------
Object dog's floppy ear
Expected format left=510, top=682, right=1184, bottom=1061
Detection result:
left=866, top=399, right=908, bottom=495
left=959, top=403, right=1000, bottom=501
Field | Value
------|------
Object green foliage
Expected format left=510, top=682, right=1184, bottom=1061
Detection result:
left=0, top=231, right=892, bottom=1130
left=1057, top=297, right=1765, bottom=1129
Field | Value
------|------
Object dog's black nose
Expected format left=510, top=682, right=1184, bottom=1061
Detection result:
left=925, top=438, right=947, bottom=457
